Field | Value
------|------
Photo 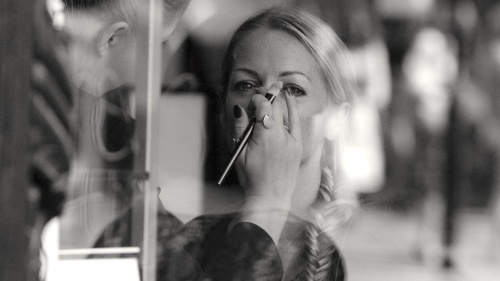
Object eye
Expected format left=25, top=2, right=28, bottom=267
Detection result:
left=234, top=81, right=258, bottom=91
left=283, top=84, right=306, bottom=96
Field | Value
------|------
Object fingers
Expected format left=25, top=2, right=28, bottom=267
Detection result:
left=237, top=81, right=291, bottom=146
left=270, top=100, right=284, bottom=130
left=252, top=95, right=285, bottom=130
left=231, top=104, right=250, bottom=169
left=284, top=89, right=301, bottom=141
left=253, top=81, right=284, bottom=130
left=233, top=104, right=249, bottom=140
left=252, top=94, right=275, bottom=139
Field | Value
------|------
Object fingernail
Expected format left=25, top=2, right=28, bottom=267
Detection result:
left=233, top=104, right=242, bottom=119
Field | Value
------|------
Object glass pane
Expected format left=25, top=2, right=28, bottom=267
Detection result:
left=54, top=1, right=165, bottom=280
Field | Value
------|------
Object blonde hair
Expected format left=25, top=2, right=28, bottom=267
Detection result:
left=221, top=7, right=356, bottom=280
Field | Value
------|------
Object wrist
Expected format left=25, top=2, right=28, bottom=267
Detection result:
left=235, top=195, right=291, bottom=244
left=243, top=195, right=292, bottom=212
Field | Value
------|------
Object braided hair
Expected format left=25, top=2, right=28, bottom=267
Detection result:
left=305, top=140, right=353, bottom=280
left=221, top=7, right=356, bottom=280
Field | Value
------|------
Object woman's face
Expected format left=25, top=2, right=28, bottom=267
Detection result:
left=225, top=28, right=336, bottom=162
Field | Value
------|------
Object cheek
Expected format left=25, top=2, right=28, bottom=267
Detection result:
left=298, top=119, right=316, bottom=160
left=106, top=52, right=134, bottom=85
left=300, top=117, right=322, bottom=141
left=299, top=113, right=329, bottom=157
left=120, top=53, right=137, bottom=83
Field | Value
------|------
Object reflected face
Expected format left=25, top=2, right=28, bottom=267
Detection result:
left=63, top=10, right=184, bottom=95
left=63, top=13, right=108, bottom=94
left=108, top=10, right=185, bottom=90
left=225, top=28, right=334, bottom=162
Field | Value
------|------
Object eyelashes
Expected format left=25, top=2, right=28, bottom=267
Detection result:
left=234, top=81, right=306, bottom=96
left=282, top=84, right=305, bottom=96
left=234, top=80, right=258, bottom=91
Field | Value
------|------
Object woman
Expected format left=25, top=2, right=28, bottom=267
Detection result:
left=162, top=7, right=355, bottom=281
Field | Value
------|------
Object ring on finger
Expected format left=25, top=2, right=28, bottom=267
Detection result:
left=232, top=137, right=241, bottom=145
left=259, top=114, right=273, bottom=129
left=283, top=125, right=289, bottom=131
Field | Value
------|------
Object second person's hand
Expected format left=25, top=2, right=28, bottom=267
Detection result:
left=230, top=81, right=303, bottom=243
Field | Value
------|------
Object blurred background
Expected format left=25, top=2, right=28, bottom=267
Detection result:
left=2, top=0, right=500, bottom=280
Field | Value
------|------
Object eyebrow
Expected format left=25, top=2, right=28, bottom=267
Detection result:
left=279, top=71, right=311, bottom=82
left=234, top=68, right=312, bottom=82
left=233, top=68, right=260, bottom=78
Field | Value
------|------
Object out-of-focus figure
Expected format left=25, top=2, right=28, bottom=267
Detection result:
left=372, top=0, right=460, bottom=267
left=454, top=0, right=500, bottom=261
left=403, top=24, right=458, bottom=266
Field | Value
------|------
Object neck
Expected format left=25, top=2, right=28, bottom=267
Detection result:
left=288, top=147, right=323, bottom=222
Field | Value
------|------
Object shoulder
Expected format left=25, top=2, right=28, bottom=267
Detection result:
left=157, top=214, right=237, bottom=281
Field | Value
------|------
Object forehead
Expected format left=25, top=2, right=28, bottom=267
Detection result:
left=232, top=28, right=320, bottom=76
